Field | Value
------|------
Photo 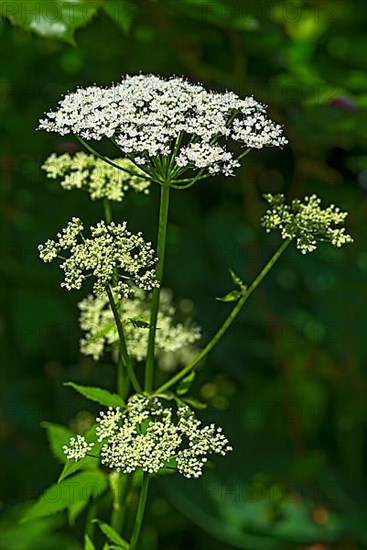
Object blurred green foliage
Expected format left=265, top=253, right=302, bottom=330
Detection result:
left=0, top=0, right=366, bottom=548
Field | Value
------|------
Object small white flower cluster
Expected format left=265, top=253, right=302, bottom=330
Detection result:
left=62, top=434, right=94, bottom=461
left=78, top=288, right=201, bottom=369
left=63, top=395, right=232, bottom=479
left=261, top=194, right=353, bottom=254
left=39, top=74, right=287, bottom=178
left=42, top=152, right=150, bottom=202
left=38, top=218, right=159, bottom=297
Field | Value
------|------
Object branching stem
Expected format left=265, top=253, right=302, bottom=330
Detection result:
left=156, top=240, right=290, bottom=393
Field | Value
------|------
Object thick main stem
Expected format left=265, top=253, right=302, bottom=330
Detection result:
left=156, top=240, right=290, bottom=394
left=110, top=473, right=132, bottom=534
left=106, top=286, right=142, bottom=393
left=129, top=473, right=150, bottom=550
left=144, top=183, right=170, bottom=391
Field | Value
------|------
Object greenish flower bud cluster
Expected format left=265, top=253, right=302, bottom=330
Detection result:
left=38, top=218, right=159, bottom=298
left=261, top=194, right=353, bottom=254
left=79, top=288, right=201, bottom=370
left=42, top=152, right=150, bottom=201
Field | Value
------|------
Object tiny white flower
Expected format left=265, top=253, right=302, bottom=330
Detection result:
left=63, top=435, right=94, bottom=461
left=39, top=74, right=287, bottom=180
left=66, top=395, right=232, bottom=478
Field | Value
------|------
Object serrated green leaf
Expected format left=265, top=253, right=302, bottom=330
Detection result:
left=65, top=382, right=125, bottom=408
left=93, top=520, right=129, bottom=548
left=216, top=290, right=242, bottom=303
left=129, top=316, right=151, bottom=329
left=58, top=456, right=95, bottom=484
left=102, top=0, right=136, bottom=33
left=176, top=371, right=196, bottom=396
left=41, top=422, right=73, bottom=463
left=85, top=534, right=96, bottom=550
left=22, top=471, right=108, bottom=523
left=0, top=0, right=101, bottom=45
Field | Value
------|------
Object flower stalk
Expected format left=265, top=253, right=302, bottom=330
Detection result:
left=156, top=239, right=291, bottom=394
left=129, top=473, right=150, bottom=550
left=106, top=285, right=142, bottom=394
left=145, top=181, right=171, bottom=391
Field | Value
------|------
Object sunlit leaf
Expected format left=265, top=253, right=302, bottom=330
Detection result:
left=216, top=290, right=242, bottom=302
left=102, top=0, right=136, bottom=33
left=85, top=534, right=96, bottom=550
left=22, top=471, right=108, bottom=522
left=93, top=519, right=130, bottom=548
left=0, top=0, right=101, bottom=44
left=64, top=382, right=125, bottom=408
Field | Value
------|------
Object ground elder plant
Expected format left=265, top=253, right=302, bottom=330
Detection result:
left=27, top=74, right=353, bottom=549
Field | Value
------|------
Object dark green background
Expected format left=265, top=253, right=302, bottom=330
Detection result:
left=0, top=1, right=366, bottom=548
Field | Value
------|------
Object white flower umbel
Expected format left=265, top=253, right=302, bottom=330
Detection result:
left=62, top=435, right=94, bottom=461
left=42, top=152, right=150, bottom=201
left=63, top=395, right=232, bottom=478
left=39, top=74, right=287, bottom=180
left=78, top=288, right=201, bottom=369
left=38, top=218, right=159, bottom=297
left=261, top=194, right=353, bottom=254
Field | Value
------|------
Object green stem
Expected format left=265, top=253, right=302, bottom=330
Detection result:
left=236, top=147, right=251, bottom=161
left=156, top=240, right=290, bottom=394
left=144, top=182, right=171, bottom=391
left=106, top=286, right=142, bottom=393
left=118, top=355, right=131, bottom=400
left=75, top=136, right=151, bottom=181
left=116, top=352, right=129, bottom=398
left=129, top=473, right=150, bottom=550
left=103, top=198, right=112, bottom=224
left=110, top=474, right=132, bottom=534
left=85, top=502, right=97, bottom=539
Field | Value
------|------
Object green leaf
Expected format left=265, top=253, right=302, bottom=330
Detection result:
left=176, top=371, right=196, bottom=396
left=41, top=422, right=73, bottom=463
left=102, top=0, right=136, bottom=33
left=93, top=520, right=130, bottom=548
left=64, top=382, right=125, bottom=408
left=216, top=290, right=242, bottom=303
left=0, top=0, right=101, bottom=45
left=129, top=316, right=151, bottom=329
left=229, top=268, right=244, bottom=287
left=58, top=456, right=95, bottom=484
left=22, top=471, right=108, bottom=523
left=85, top=534, right=96, bottom=550
left=181, top=397, right=207, bottom=410
left=68, top=499, right=88, bottom=525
